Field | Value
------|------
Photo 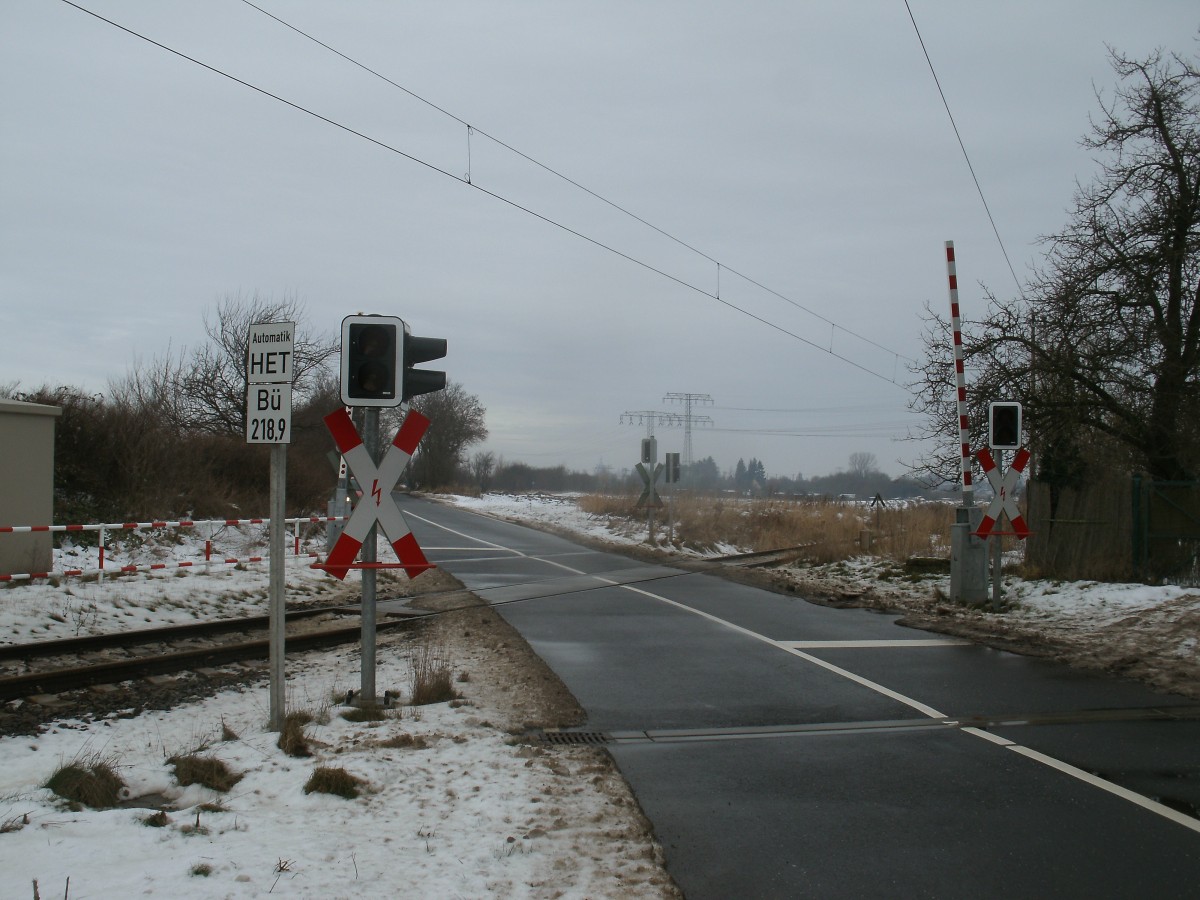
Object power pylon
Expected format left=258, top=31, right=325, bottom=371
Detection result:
left=663, top=393, right=714, bottom=473
left=619, top=410, right=685, bottom=438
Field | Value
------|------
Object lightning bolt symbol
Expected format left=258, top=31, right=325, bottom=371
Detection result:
left=371, top=479, right=382, bottom=506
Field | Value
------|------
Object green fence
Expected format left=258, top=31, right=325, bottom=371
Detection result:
left=1132, top=476, right=1200, bottom=584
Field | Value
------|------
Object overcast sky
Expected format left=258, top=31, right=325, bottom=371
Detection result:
left=3, top=2, right=1197, bottom=481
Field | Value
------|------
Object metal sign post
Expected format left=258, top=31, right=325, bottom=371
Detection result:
left=973, top=446, right=1032, bottom=611
left=360, top=408, right=379, bottom=704
left=638, top=437, right=660, bottom=544
left=664, top=452, right=680, bottom=544
left=319, top=406, right=434, bottom=705
left=268, top=443, right=286, bottom=724
left=245, top=321, right=295, bottom=732
left=992, top=448, right=1005, bottom=610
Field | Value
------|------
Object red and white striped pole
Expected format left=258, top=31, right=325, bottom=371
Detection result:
left=945, top=241, right=974, bottom=507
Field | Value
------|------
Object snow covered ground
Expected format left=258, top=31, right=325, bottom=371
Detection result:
left=0, top=523, right=676, bottom=899
left=0, top=635, right=672, bottom=898
left=5, top=526, right=335, bottom=644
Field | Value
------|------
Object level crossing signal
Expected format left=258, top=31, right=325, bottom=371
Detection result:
left=989, top=401, right=1022, bottom=451
left=665, top=452, right=681, bottom=484
left=402, top=332, right=447, bottom=401
left=340, top=315, right=447, bottom=406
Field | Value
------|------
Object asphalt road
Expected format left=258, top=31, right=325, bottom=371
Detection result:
left=400, top=495, right=1200, bottom=899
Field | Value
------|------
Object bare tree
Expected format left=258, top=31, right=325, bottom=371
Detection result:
left=848, top=452, right=879, bottom=480
left=910, top=47, right=1200, bottom=484
left=129, top=293, right=338, bottom=437
left=408, top=382, right=488, bottom=489
left=470, top=450, right=496, bottom=492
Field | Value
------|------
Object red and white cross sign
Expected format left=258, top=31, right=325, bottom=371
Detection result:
left=973, top=447, right=1031, bottom=539
left=322, top=407, right=433, bottom=580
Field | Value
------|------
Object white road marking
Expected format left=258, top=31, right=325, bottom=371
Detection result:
left=417, top=505, right=1200, bottom=834
left=960, top=726, right=1016, bottom=747
left=417, top=545, right=522, bottom=553
left=1009, top=745, right=1200, bottom=834
left=782, top=639, right=971, bottom=649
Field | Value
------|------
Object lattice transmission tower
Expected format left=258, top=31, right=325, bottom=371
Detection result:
left=619, top=410, right=685, bottom=438
left=663, top=392, right=714, bottom=474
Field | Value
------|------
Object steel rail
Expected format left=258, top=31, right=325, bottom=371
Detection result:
left=0, top=613, right=421, bottom=702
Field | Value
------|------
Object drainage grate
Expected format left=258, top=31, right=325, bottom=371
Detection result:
left=534, top=730, right=612, bottom=746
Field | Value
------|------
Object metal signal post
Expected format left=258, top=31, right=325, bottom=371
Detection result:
left=329, top=313, right=445, bottom=706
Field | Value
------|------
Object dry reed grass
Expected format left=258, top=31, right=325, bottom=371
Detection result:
left=578, top=494, right=952, bottom=563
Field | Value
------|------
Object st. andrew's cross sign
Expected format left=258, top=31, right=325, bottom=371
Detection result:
left=321, top=407, right=433, bottom=579
left=636, top=462, right=664, bottom=509
left=973, top=447, right=1031, bottom=540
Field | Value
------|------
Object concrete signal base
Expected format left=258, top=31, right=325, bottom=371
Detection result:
left=950, top=505, right=989, bottom=605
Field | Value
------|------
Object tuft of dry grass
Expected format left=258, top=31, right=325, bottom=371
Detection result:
left=1, top=813, right=30, bottom=834
left=376, top=732, right=428, bottom=750
left=340, top=704, right=390, bottom=723
left=44, top=754, right=125, bottom=809
left=304, top=766, right=365, bottom=799
left=168, top=753, right=243, bottom=792
left=277, top=712, right=314, bottom=758
left=408, top=641, right=460, bottom=706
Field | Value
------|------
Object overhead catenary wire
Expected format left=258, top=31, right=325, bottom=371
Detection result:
left=60, top=0, right=914, bottom=387
left=239, top=0, right=916, bottom=364
left=708, top=424, right=914, bottom=438
left=902, top=0, right=1027, bottom=301
left=711, top=404, right=900, bottom=413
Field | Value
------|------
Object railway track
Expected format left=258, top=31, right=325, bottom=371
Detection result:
left=0, top=549, right=817, bottom=708
left=714, top=543, right=817, bottom=568
left=0, top=602, right=424, bottom=703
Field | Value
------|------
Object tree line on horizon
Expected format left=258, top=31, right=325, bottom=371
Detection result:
left=468, top=450, right=942, bottom=501
left=3, top=294, right=487, bottom=524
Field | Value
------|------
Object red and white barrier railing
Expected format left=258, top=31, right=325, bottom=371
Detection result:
left=0, top=515, right=348, bottom=583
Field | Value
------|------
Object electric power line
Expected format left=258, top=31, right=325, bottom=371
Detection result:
left=711, top=404, right=899, bottom=414
left=709, top=424, right=912, bottom=438
left=902, top=0, right=1027, bottom=301
left=60, top=0, right=915, bottom=384
left=238, top=0, right=916, bottom=367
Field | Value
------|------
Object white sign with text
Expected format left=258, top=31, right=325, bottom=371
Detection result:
left=245, top=321, right=295, bottom=444
left=246, top=383, right=292, bottom=444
